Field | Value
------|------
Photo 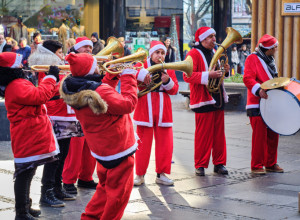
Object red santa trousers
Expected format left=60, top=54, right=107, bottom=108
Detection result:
left=62, top=136, right=96, bottom=184
left=135, top=125, right=173, bottom=175
left=194, top=110, right=227, bottom=168
left=249, top=116, right=279, bottom=169
left=81, top=156, right=134, bottom=220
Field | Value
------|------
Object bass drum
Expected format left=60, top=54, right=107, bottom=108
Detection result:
left=260, top=79, right=300, bottom=136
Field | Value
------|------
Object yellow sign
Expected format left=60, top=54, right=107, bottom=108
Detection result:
left=282, top=0, right=300, bottom=16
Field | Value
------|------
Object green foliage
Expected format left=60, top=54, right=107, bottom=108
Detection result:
left=224, top=73, right=244, bottom=83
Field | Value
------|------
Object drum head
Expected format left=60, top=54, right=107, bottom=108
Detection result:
left=260, top=89, right=300, bottom=135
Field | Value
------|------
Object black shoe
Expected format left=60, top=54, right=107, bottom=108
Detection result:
left=214, top=164, right=228, bottom=175
left=63, top=183, right=78, bottom=195
left=54, top=187, right=76, bottom=201
left=77, top=179, right=98, bottom=189
left=195, top=167, right=205, bottom=176
left=15, top=213, right=36, bottom=220
left=40, top=188, right=65, bottom=207
left=28, top=199, right=41, bottom=217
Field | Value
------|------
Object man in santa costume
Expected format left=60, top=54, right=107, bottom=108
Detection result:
left=0, top=52, right=59, bottom=219
left=133, top=40, right=179, bottom=186
left=243, top=34, right=283, bottom=174
left=60, top=52, right=138, bottom=220
left=62, top=36, right=98, bottom=194
left=183, top=27, right=230, bottom=176
left=29, top=40, right=76, bottom=207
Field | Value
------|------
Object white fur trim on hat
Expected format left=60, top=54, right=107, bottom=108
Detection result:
left=11, top=54, right=23, bottom=68
left=149, top=44, right=167, bottom=57
left=199, top=28, right=216, bottom=42
left=74, top=40, right=93, bottom=51
left=259, top=41, right=278, bottom=49
left=87, top=57, right=97, bottom=75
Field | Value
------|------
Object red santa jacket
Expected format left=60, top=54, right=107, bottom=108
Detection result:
left=38, top=72, right=77, bottom=121
left=183, top=48, right=228, bottom=109
left=60, top=72, right=138, bottom=162
left=133, top=58, right=179, bottom=127
left=5, top=76, right=59, bottom=163
left=243, top=53, right=274, bottom=109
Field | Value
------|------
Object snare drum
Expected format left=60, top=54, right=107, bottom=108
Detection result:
left=260, top=78, right=300, bottom=135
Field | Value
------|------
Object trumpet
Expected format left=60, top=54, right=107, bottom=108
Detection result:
left=29, top=65, right=70, bottom=74
left=102, top=48, right=147, bottom=74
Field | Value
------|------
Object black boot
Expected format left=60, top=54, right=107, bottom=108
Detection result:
left=15, top=207, right=36, bottom=220
left=28, top=198, right=41, bottom=217
left=54, top=186, right=76, bottom=201
left=40, top=187, right=65, bottom=207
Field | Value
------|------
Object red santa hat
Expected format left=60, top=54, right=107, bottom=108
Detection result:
left=195, top=27, right=216, bottom=44
left=149, top=41, right=167, bottom=57
left=0, top=52, right=23, bottom=68
left=65, top=53, right=97, bottom=77
left=257, top=34, right=278, bottom=49
left=74, top=36, right=93, bottom=51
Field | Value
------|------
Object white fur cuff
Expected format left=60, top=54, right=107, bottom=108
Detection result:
left=162, top=78, right=174, bottom=91
left=121, top=68, right=137, bottom=76
left=201, top=71, right=209, bottom=85
left=137, top=68, right=149, bottom=82
left=43, top=75, right=57, bottom=82
left=251, top=83, right=261, bottom=96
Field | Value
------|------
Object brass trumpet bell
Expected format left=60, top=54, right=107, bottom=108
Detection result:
left=138, top=56, right=193, bottom=97
left=102, top=48, right=148, bottom=74
left=95, top=36, right=124, bottom=58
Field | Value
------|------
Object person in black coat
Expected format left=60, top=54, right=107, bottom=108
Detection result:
left=91, top=32, right=104, bottom=55
left=163, top=37, right=175, bottom=63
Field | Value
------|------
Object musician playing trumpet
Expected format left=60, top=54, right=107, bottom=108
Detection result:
left=243, top=34, right=283, bottom=174
left=60, top=53, right=138, bottom=220
left=183, top=27, right=230, bottom=177
left=133, top=41, right=179, bottom=186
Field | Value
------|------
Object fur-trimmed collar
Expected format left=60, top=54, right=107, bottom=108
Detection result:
left=59, top=75, right=108, bottom=115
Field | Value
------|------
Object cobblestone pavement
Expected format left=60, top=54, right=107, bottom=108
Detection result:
left=0, top=107, right=299, bottom=220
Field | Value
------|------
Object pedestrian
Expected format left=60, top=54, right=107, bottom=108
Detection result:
left=66, top=38, right=76, bottom=54
left=133, top=41, right=179, bottom=186
left=30, top=32, right=42, bottom=54
left=163, top=37, right=176, bottom=63
left=16, top=37, right=31, bottom=67
left=183, top=27, right=230, bottom=176
left=118, top=37, right=131, bottom=56
left=231, top=44, right=239, bottom=74
left=91, top=32, right=104, bottom=55
left=243, top=34, right=283, bottom=174
left=0, top=52, right=59, bottom=219
left=62, top=37, right=98, bottom=195
left=60, top=52, right=138, bottom=220
left=239, top=44, right=249, bottom=75
left=0, top=33, right=12, bottom=52
left=29, top=40, right=77, bottom=207
left=6, top=37, right=19, bottom=52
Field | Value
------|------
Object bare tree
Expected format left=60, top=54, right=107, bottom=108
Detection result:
left=184, top=0, right=212, bottom=42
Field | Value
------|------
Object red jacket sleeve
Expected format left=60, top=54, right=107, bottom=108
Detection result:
left=12, top=77, right=57, bottom=106
left=183, top=50, right=209, bottom=85
left=98, top=73, right=138, bottom=115
left=102, top=72, right=120, bottom=88
left=243, top=54, right=261, bottom=96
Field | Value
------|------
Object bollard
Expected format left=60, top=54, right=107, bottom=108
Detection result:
left=299, top=192, right=300, bottom=212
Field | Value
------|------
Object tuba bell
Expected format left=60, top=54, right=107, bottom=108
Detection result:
left=207, top=27, right=243, bottom=93
left=95, top=36, right=124, bottom=58
left=102, top=48, right=148, bottom=74
left=138, top=56, right=193, bottom=97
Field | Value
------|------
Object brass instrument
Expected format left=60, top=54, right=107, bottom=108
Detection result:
left=138, top=56, right=193, bottom=97
left=207, top=27, right=243, bottom=93
left=95, top=36, right=124, bottom=58
left=102, top=48, right=147, bottom=74
left=30, top=65, right=70, bottom=74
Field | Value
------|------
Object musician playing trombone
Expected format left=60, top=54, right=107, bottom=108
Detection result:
left=133, top=41, right=179, bottom=186
left=243, top=34, right=283, bottom=175
left=183, top=27, right=230, bottom=177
